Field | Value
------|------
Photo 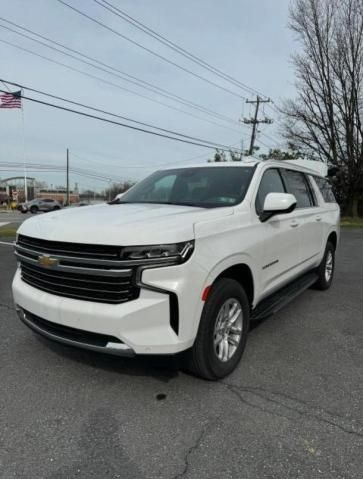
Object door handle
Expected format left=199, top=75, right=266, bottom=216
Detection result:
left=290, top=220, right=299, bottom=228
left=315, top=216, right=322, bottom=222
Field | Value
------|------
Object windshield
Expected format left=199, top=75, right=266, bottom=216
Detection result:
left=115, top=166, right=255, bottom=208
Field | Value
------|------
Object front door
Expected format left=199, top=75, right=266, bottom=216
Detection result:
left=253, top=168, right=302, bottom=297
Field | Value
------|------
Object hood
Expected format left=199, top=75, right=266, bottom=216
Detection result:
left=17, top=202, right=234, bottom=245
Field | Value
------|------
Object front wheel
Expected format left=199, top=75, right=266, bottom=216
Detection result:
left=185, top=278, right=250, bottom=380
left=314, top=241, right=335, bottom=290
left=30, top=206, right=38, bottom=214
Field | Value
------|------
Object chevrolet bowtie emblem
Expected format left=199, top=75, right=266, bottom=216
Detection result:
left=38, top=254, right=58, bottom=268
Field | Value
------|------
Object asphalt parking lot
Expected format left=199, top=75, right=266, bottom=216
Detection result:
left=0, top=210, right=27, bottom=226
left=0, top=230, right=362, bottom=479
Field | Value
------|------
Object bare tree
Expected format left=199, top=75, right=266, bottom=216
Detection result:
left=283, top=0, right=363, bottom=215
left=104, top=181, right=135, bottom=201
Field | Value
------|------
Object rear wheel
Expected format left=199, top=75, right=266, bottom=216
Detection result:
left=314, top=241, right=335, bottom=290
left=186, top=278, right=250, bottom=380
left=52, top=206, right=60, bottom=211
left=30, top=205, right=38, bottom=214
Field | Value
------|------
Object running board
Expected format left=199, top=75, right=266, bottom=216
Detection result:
left=251, top=271, right=318, bottom=321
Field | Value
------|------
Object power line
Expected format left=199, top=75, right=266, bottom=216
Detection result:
left=71, top=3, right=284, bottom=136
left=91, top=2, right=284, bottom=124
left=0, top=167, right=115, bottom=183
left=56, top=0, right=245, bottom=100
left=0, top=165, right=122, bottom=183
left=0, top=88, right=239, bottom=151
left=70, top=141, right=241, bottom=170
left=69, top=152, right=156, bottom=170
left=0, top=78, right=241, bottom=147
left=94, top=0, right=270, bottom=100
left=0, top=38, right=243, bottom=136
left=0, top=161, right=125, bottom=182
left=0, top=18, right=281, bottom=146
left=0, top=17, right=242, bottom=128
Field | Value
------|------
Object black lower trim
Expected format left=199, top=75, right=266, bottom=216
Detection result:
left=251, top=271, right=318, bottom=321
left=169, top=293, right=179, bottom=335
left=17, top=308, right=135, bottom=357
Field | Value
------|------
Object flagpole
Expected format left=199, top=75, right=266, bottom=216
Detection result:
left=21, top=89, right=27, bottom=202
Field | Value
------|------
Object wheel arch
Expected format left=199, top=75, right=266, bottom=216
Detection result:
left=202, top=256, right=255, bottom=309
left=327, top=231, right=338, bottom=250
left=215, top=264, right=254, bottom=308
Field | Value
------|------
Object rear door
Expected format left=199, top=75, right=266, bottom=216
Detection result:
left=310, top=175, right=340, bottom=249
left=280, top=169, right=321, bottom=267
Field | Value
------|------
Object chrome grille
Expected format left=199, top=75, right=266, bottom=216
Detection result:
left=15, top=235, right=139, bottom=304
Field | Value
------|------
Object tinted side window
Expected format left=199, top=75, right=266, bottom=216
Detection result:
left=314, top=177, right=336, bottom=203
left=255, top=169, right=285, bottom=214
left=281, top=170, right=313, bottom=208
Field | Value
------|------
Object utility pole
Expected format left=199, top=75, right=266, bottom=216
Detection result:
left=66, top=148, right=70, bottom=206
left=239, top=138, right=244, bottom=160
left=243, top=96, right=273, bottom=156
left=108, top=179, right=112, bottom=202
left=24, top=166, right=28, bottom=203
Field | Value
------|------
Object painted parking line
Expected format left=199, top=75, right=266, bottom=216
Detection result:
left=0, top=222, right=10, bottom=227
left=0, top=241, right=14, bottom=246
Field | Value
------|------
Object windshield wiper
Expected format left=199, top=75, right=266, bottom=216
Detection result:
left=108, top=200, right=206, bottom=208
left=158, top=201, right=205, bottom=208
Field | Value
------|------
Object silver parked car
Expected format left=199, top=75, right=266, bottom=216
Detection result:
left=19, top=198, right=63, bottom=214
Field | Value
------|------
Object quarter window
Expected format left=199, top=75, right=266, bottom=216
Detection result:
left=314, top=177, right=336, bottom=203
left=280, top=170, right=313, bottom=208
left=255, top=169, right=285, bottom=215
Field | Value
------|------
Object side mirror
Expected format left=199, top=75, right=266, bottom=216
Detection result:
left=260, top=193, right=297, bottom=222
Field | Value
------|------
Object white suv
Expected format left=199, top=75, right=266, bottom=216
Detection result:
left=12, top=159, right=340, bottom=379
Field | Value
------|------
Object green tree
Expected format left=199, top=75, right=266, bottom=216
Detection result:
left=258, top=145, right=312, bottom=161
left=208, top=149, right=245, bottom=162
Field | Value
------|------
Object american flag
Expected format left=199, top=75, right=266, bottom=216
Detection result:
left=0, top=90, right=22, bottom=109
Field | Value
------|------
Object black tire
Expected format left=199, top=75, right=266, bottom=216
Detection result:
left=185, top=278, right=250, bottom=380
left=314, top=241, right=335, bottom=290
left=20, top=209, right=27, bottom=214
left=52, top=206, right=60, bottom=211
left=30, top=205, right=38, bottom=214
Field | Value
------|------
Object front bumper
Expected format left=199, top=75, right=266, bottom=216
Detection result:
left=12, top=262, right=205, bottom=354
left=16, top=306, right=136, bottom=357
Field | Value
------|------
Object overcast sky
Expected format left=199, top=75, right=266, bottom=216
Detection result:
left=0, top=0, right=297, bottom=191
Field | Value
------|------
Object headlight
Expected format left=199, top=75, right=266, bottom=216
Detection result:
left=121, top=240, right=194, bottom=265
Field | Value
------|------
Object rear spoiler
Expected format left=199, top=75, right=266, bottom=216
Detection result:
left=284, top=159, right=328, bottom=177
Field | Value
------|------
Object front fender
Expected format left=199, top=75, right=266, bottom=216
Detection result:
left=189, top=253, right=257, bottom=340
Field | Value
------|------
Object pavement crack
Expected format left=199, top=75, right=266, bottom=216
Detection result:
left=0, top=302, right=15, bottom=312
left=171, top=420, right=215, bottom=479
left=226, top=384, right=290, bottom=421
left=222, top=382, right=363, bottom=438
